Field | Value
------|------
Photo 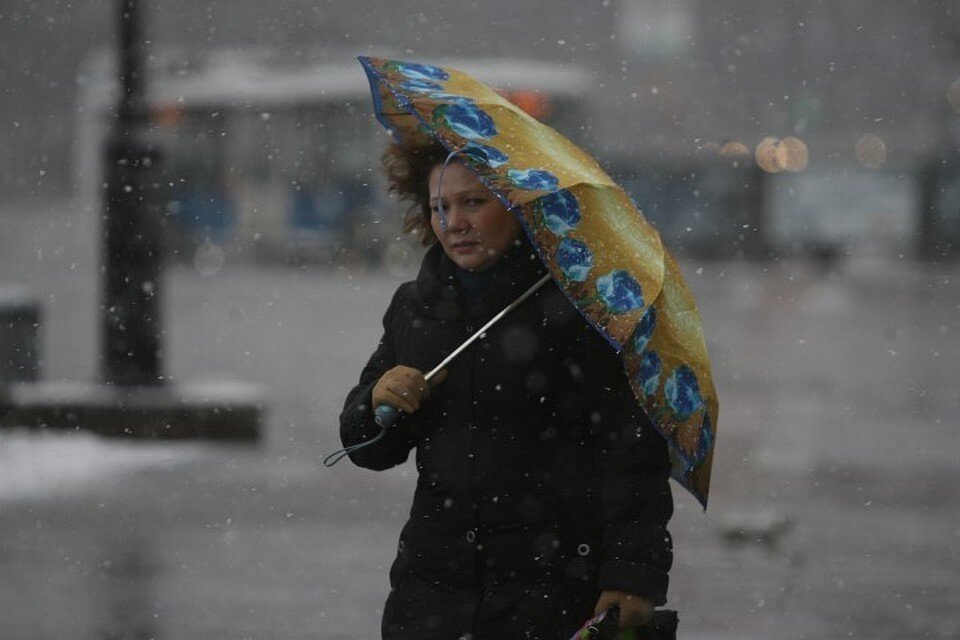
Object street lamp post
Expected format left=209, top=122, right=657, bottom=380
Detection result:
left=102, top=0, right=164, bottom=386
left=1, top=0, right=262, bottom=441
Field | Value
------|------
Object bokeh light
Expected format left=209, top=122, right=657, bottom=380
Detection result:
left=855, top=133, right=887, bottom=169
left=718, top=140, right=750, bottom=159
left=779, top=136, right=809, bottom=172
left=755, top=136, right=784, bottom=173
left=754, top=136, right=809, bottom=173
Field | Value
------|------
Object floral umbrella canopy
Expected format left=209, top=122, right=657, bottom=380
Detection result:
left=359, top=56, right=718, bottom=507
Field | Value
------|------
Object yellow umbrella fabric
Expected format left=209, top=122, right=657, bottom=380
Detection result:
left=359, top=56, right=718, bottom=507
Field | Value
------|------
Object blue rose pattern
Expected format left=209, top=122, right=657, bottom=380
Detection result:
left=396, top=62, right=449, bottom=82
left=556, top=237, right=594, bottom=282
left=507, top=168, right=559, bottom=192
left=680, top=411, right=714, bottom=472
left=632, top=307, right=658, bottom=354
left=695, top=412, right=714, bottom=463
left=440, top=103, right=498, bottom=140
left=665, top=365, right=704, bottom=420
left=401, top=79, right=445, bottom=93
left=597, top=270, right=645, bottom=314
left=637, top=350, right=662, bottom=396
left=538, top=190, right=581, bottom=236
left=461, top=142, right=509, bottom=168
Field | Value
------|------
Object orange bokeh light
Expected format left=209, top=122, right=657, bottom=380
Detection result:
left=755, top=137, right=784, bottom=173
left=855, top=133, right=887, bottom=169
left=755, top=136, right=809, bottom=173
left=152, top=103, right=185, bottom=128
left=718, top=140, right=750, bottom=158
left=779, top=136, right=809, bottom=172
left=498, top=90, right=553, bottom=120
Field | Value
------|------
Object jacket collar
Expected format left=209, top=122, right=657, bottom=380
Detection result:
left=414, top=237, right=547, bottom=321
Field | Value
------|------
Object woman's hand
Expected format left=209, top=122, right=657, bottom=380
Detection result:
left=372, top=366, right=446, bottom=415
left=594, top=590, right=654, bottom=629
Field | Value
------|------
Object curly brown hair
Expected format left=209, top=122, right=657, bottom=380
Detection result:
left=381, top=138, right=451, bottom=246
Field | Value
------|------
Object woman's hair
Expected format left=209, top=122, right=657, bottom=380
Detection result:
left=381, top=138, right=451, bottom=246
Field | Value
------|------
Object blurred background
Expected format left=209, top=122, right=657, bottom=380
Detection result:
left=1, top=1, right=958, bottom=638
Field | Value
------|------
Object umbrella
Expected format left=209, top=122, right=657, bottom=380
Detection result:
left=358, top=56, right=718, bottom=507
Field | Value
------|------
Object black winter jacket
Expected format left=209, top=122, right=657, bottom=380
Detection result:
left=340, top=241, right=673, bottom=640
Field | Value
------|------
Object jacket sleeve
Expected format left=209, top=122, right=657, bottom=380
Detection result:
left=338, top=287, right=419, bottom=471
left=582, top=333, right=674, bottom=605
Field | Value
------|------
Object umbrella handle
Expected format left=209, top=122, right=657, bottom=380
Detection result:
left=374, top=404, right=400, bottom=428
left=365, top=274, right=549, bottom=432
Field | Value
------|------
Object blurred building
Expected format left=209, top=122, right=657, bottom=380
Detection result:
left=2, top=0, right=958, bottom=256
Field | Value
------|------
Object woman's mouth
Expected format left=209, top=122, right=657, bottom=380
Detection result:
left=451, top=241, right=480, bottom=253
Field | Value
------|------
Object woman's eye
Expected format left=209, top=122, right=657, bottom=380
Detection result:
left=465, top=198, right=485, bottom=206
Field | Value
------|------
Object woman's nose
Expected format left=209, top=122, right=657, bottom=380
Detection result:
left=444, top=205, right=470, bottom=231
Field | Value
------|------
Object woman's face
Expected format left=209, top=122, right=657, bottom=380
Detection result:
left=428, top=162, right=522, bottom=272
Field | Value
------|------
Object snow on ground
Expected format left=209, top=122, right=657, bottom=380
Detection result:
left=0, top=429, right=208, bottom=504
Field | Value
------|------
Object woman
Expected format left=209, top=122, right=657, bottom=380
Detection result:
left=339, top=139, right=673, bottom=639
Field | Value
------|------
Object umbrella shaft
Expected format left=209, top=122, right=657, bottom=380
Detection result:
left=425, top=273, right=551, bottom=381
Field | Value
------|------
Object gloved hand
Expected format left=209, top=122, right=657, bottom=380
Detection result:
left=594, top=590, right=654, bottom=629
left=372, top=366, right=447, bottom=415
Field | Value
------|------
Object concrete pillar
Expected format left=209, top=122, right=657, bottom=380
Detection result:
left=0, top=286, right=40, bottom=383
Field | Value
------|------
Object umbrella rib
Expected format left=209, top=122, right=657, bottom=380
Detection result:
left=425, top=274, right=552, bottom=381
